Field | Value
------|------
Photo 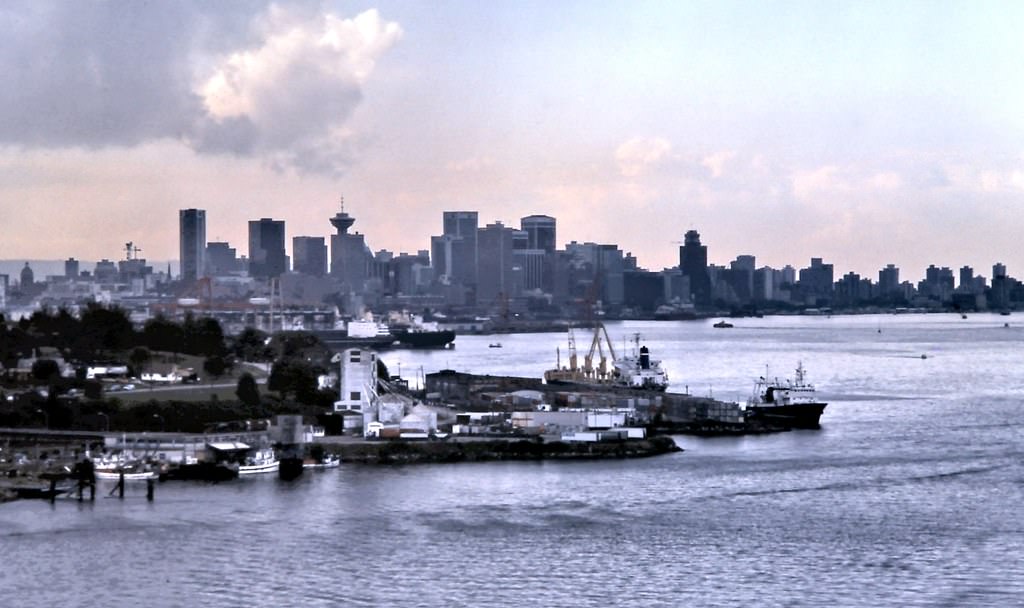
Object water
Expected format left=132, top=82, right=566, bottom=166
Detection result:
left=3, top=314, right=1024, bottom=606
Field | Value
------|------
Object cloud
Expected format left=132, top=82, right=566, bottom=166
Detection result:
left=0, top=3, right=401, bottom=177
left=615, top=136, right=672, bottom=177
left=701, top=151, right=737, bottom=178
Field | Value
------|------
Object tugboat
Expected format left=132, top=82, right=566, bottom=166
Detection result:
left=745, top=362, right=827, bottom=429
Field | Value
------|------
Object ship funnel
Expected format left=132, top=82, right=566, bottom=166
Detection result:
left=639, top=346, right=650, bottom=369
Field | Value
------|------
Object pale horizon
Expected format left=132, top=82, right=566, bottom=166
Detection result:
left=2, top=1, right=1023, bottom=280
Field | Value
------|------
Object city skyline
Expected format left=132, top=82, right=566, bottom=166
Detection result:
left=2, top=2, right=1024, bottom=277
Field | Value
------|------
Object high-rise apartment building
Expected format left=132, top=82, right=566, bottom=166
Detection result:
left=179, top=208, right=206, bottom=282
left=248, top=218, right=287, bottom=279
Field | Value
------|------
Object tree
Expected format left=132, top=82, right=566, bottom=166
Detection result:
left=129, top=346, right=152, bottom=377
left=231, top=328, right=273, bottom=362
left=268, top=359, right=318, bottom=402
left=236, top=373, right=261, bottom=406
left=31, top=359, right=60, bottom=383
left=141, top=316, right=185, bottom=355
left=203, top=355, right=228, bottom=382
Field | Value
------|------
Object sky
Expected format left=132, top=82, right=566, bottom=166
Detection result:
left=2, top=0, right=1024, bottom=281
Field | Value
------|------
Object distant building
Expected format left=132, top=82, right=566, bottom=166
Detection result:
left=248, top=218, right=287, bottom=279
left=179, top=208, right=207, bottom=283
left=19, top=262, right=33, bottom=287
left=798, top=258, right=834, bottom=304
left=64, top=258, right=79, bottom=280
left=476, top=221, right=519, bottom=305
left=329, top=198, right=372, bottom=290
left=878, top=264, right=900, bottom=298
left=293, top=236, right=328, bottom=277
left=206, top=241, right=242, bottom=276
left=431, top=211, right=479, bottom=291
left=678, top=230, right=711, bottom=306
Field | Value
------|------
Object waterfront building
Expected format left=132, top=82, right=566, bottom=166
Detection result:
left=798, top=258, right=834, bottom=305
left=179, top=208, right=207, bottom=283
left=918, top=265, right=954, bottom=302
left=248, top=218, right=287, bottom=279
left=878, top=264, right=900, bottom=298
left=293, top=236, right=328, bottom=277
left=678, top=230, right=711, bottom=306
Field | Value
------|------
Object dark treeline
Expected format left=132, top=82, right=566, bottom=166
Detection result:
left=0, top=304, right=233, bottom=368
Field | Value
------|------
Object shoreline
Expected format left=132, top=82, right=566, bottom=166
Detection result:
left=321, top=435, right=681, bottom=465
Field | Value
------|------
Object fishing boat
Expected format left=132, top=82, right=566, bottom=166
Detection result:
left=713, top=320, right=734, bottom=328
left=238, top=448, right=280, bottom=475
left=92, top=455, right=157, bottom=481
left=745, top=363, right=827, bottom=429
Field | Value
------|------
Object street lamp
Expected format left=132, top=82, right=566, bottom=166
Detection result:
left=97, top=412, right=110, bottom=432
left=35, top=408, right=49, bottom=429
left=153, top=413, right=165, bottom=433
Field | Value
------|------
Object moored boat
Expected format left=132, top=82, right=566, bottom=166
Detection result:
left=745, top=363, right=827, bottom=429
left=238, top=448, right=279, bottom=475
left=544, top=325, right=668, bottom=391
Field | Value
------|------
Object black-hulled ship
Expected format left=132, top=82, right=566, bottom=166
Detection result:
left=390, top=316, right=455, bottom=349
left=745, top=363, right=827, bottom=429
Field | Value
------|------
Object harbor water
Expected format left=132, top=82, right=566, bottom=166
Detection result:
left=2, top=314, right=1023, bottom=606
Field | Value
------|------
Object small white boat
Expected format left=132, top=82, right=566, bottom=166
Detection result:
left=238, top=449, right=279, bottom=475
left=303, top=454, right=340, bottom=469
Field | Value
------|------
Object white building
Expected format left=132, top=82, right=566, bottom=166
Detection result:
left=334, top=348, right=378, bottom=416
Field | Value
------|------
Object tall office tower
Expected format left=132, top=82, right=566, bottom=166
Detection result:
left=329, top=197, right=371, bottom=288
left=64, top=258, right=79, bottom=279
left=678, top=230, right=711, bottom=306
left=520, top=215, right=556, bottom=253
left=248, top=218, right=287, bottom=279
left=293, top=236, right=328, bottom=277
left=179, top=209, right=207, bottom=282
left=518, top=215, right=556, bottom=293
left=878, top=264, right=900, bottom=297
left=476, top=221, right=518, bottom=304
left=434, top=211, right=479, bottom=288
left=993, top=263, right=1007, bottom=279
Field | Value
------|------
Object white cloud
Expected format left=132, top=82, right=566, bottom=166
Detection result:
left=791, top=165, right=845, bottom=201
left=194, top=7, right=403, bottom=176
left=615, top=136, right=672, bottom=177
left=701, top=151, right=736, bottom=178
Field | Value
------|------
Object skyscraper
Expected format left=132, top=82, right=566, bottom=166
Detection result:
left=520, top=215, right=556, bottom=253
left=679, top=230, right=710, bottom=306
left=248, top=218, right=287, bottom=279
left=64, top=257, right=79, bottom=279
left=293, top=236, right=328, bottom=277
left=179, top=208, right=206, bottom=282
left=431, top=211, right=479, bottom=290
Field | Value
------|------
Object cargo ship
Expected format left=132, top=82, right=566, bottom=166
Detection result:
left=544, top=325, right=668, bottom=391
left=744, top=363, right=827, bottom=429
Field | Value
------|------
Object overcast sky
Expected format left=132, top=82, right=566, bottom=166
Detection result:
left=2, top=1, right=1023, bottom=280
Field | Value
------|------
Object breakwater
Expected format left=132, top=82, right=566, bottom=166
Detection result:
left=325, top=435, right=680, bottom=464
